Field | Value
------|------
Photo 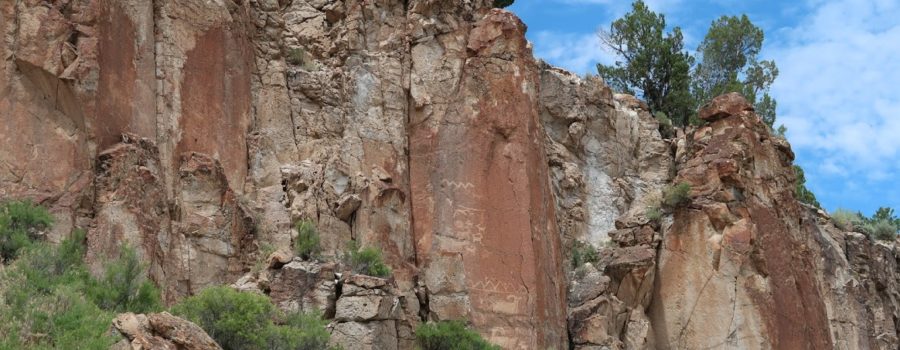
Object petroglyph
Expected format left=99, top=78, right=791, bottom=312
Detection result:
left=471, top=278, right=528, bottom=294
left=440, top=179, right=476, bottom=191
left=451, top=205, right=487, bottom=243
left=487, top=326, right=530, bottom=350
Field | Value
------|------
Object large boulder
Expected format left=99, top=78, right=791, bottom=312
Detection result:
left=112, top=312, right=221, bottom=350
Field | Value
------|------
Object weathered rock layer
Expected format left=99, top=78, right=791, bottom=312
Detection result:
left=2, top=1, right=899, bottom=349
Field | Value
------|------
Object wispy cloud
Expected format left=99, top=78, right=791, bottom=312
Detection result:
left=768, top=0, right=900, bottom=211
left=530, top=0, right=696, bottom=74
left=531, top=31, right=613, bottom=75
left=553, top=0, right=684, bottom=17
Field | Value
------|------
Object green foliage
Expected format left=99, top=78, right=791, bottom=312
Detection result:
left=692, top=15, right=779, bottom=127
left=597, top=4, right=780, bottom=128
left=663, top=183, right=692, bottom=208
left=653, top=111, right=675, bottom=138
left=693, top=15, right=763, bottom=89
left=776, top=124, right=787, bottom=137
left=0, top=228, right=161, bottom=349
left=294, top=220, right=321, bottom=260
left=646, top=206, right=662, bottom=222
left=492, top=0, right=514, bottom=8
left=793, top=165, right=821, bottom=208
left=864, top=220, right=898, bottom=241
left=286, top=48, right=316, bottom=71
left=267, top=310, right=332, bottom=350
left=0, top=200, right=54, bottom=262
left=415, top=320, right=500, bottom=350
left=344, top=241, right=391, bottom=277
left=851, top=207, right=899, bottom=241
left=756, top=93, right=778, bottom=128
left=172, top=287, right=274, bottom=350
left=0, top=286, right=117, bottom=350
left=254, top=243, right=277, bottom=273
left=831, top=208, right=863, bottom=232
left=830, top=207, right=897, bottom=240
left=870, top=207, right=900, bottom=227
left=571, top=240, right=600, bottom=268
left=597, top=1, right=695, bottom=126
left=87, top=245, right=161, bottom=313
left=172, top=286, right=333, bottom=350
left=287, top=48, right=305, bottom=65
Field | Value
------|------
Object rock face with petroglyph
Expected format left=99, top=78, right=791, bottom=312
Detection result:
left=3, top=1, right=900, bottom=349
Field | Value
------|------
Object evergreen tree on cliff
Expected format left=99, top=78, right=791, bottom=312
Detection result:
left=597, top=1, right=695, bottom=126
left=693, top=15, right=779, bottom=127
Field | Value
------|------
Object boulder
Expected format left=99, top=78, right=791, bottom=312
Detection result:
left=112, top=312, right=220, bottom=350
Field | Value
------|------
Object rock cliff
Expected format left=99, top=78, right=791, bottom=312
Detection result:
left=2, top=1, right=898, bottom=349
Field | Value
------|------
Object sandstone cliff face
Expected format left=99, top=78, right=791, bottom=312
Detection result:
left=2, top=1, right=900, bottom=349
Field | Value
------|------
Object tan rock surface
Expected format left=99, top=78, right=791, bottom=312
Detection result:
left=4, top=2, right=900, bottom=350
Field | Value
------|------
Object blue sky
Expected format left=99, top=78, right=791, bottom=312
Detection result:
left=508, top=0, right=900, bottom=216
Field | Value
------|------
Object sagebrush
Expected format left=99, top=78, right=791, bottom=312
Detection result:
left=294, top=219, right=321, bottom=260
left=663, top=183, right=692, bottom=208
left=0, top=200, right=54, bottom=261
left=0, top=225, right=161, bottom=349
left=571, top=240, right=600, bottom=268
left=415, top=320, right=500, bottom=350
left=344, top=241, right=391, bottom=278
left=171, top=286, right=333, bottom=350
left=831, top=209, right=861, bottom=232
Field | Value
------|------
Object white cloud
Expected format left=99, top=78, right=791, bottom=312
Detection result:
left=553, top=0, right=683, bottom=16
left=768, top=0, right=900, bottom=186
left=531, top=0, right=693, bottom=75
left=531, top=31, right=613, bottom=75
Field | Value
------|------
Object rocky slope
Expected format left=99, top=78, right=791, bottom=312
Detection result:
left=1, top=1, right=898, bottom=349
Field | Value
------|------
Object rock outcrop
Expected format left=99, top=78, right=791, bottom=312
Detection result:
left=408, top=10, right=566, bottom=349
left=3, top=1, right=900, bottom=350
left=112, top=312, right=221, bottom=350
left=650, top=93, right=834, bottom=349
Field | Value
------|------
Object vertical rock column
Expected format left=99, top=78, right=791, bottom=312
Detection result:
left=649, top=93, right=833, bottom=349
left=409, top=9, right=567, bottom=349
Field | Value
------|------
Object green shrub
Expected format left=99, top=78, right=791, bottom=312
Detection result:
left=571, top=240, right=599, bottom=268
left=0, top=200, right=54, bottom=261
left=793, top=165, right=821, bottom=208
left=776, top=124, right=787, bottom=137
left=172, top=286, right=334, bottom=350
left=492, top=0, right=514, bottom=8
left=87, top=245, right=161, bottom=313
left=689, top=114, right=705, bottom=126
left=415, top=320, right=499, bottom=350
left=0, top=286, right=117, bottom=350
left=831, top=208, right=862, bottom=232
left=344, top=241, right=391, bottom=278
left=171, top=286, right=274, bottom=350
left=286, top=48, right=317, bottom=71
left=653, top=111, right=675, bottom=138
left=253, top=243, right=277, bottom=273
left=294, top=220, right=321, bottom=260
left=287, top=48, right=305, bottom=65
left=6, top=230, right=89, bottom=298
left=863, top=220, right=898, bottom=241
left=267, top=310, right=332, bottom=350
left=646, top=206, right=662, bottom=222
left=0, top=230, right=140, bottom=349
left=663, top=183, right=692, bottom=208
